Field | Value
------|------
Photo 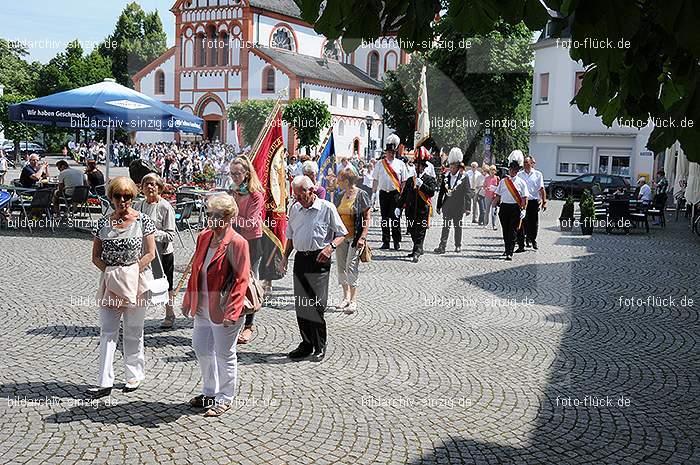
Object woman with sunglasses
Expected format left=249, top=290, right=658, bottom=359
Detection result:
left=88, top=177, right=157, bottom=399
left=227, top=156, right=264, bottom=344
left=181, top=194, right=251, bottom=417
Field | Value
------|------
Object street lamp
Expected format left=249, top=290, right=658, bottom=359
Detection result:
left=365, top=115, right=374, bottom=162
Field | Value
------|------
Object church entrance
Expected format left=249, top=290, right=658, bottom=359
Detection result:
left=204, top=119, right=221, bottom=142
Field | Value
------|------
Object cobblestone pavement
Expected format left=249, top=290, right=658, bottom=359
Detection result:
left=0, top=181, right=698, bottom=464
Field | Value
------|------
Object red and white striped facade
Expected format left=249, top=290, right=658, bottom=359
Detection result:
left=132, top=0, right=409, bottom=156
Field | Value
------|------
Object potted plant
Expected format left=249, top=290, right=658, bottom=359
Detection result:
left=559, top=195, right=575, bottom=231
left=579, top=189, right=595, bottom=235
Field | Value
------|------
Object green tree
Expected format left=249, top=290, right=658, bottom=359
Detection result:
left=0, top=94, right=39, bottom=162
left=0, top=38, right=41, bottom=96
left=228, top=99, right=277, bottom=146
left=296, top=0, right=700, bottom=162
left=36, top=41, right=112, bottom=96
left=98, top=2, right=167, bottom=87
left=282, top=98, right=332, bottom=154
left=382, top=20, right=533, bottom=162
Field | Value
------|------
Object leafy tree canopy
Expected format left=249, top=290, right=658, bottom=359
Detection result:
left=228, top=99, right=277, bottom=146
left=0, top=94, right=39, bottom=160
left=282, top=98, right=332, bottom=153
left=98, top=2, right=168, bottom=87
left=0, top=39, right=41, bottom=95
left=295, top=0, right=700, bottom=162
left=36, top=41, right=112, bottom=96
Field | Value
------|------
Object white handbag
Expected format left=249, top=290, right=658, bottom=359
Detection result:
left=147, top=250, right=170, bottom=305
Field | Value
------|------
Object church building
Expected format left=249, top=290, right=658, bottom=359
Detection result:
left=133, top=0, right=408, bottom=156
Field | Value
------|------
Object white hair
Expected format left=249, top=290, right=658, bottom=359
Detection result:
left=302, top=160, right=319, bottom=176
left=291, top=175, right=314, bottom=191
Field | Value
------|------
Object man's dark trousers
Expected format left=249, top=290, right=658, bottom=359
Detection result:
left=499, top=203, right=520, bottom=255
left=517, top=199, right=540, bottom=247
left=293, top=250, right=330, bottom=352
left=379, top=189, right=401, bottom=245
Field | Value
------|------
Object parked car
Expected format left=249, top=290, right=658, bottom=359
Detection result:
left=549, top=173, right=631, bottom=199
left=1, top=141, right=45, bottom=154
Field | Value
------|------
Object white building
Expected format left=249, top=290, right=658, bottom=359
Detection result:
left=529, top=25, right=654, bottom=184
left=133, top=0, right=409, bottom=156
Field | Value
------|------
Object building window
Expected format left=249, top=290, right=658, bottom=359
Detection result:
left=263, top=67, right=275, bottom=93
left=352, top=95, right=359, bottom=110
left=574, top=71, right=584, bottom=96
left=539, top=73, right=549, bottom=103
left=330, top=92, right=337, bottom=106
left=557, top=147, right=592, bottom=175
left=384, top=51, right=397, bottom=72
left=271, top=27, right=294, bottom=51
left=363, top=97, right=369, bottom=111
left=360, top=122, right=366, bottom=137
left=338, top=120, right=345, bottom=136
left=368, top=52, right=379, bottom=79
left=207, top=25, right=218, bottom=66
left=197, top=33, right=207, bottom=67
left=342, top=93, right=348, bottom=108
left=220, top=32, right=229, bottom=66
left=155, top=70, right=165, bottom=94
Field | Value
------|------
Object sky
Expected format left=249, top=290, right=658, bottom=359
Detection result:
left=3, top=0, right=176, bottom=63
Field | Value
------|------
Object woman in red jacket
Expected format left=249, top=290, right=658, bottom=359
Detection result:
left=181, top=193, right=250, bottom=417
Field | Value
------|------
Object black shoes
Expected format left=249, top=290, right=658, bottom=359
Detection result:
left=311, top=347, right=326, bottom=361
left=412, top=255, right=419, bottom=263
left=525, top=240, right=531, bottom=248
left=455, top=246, right=461, bottom=253
left=86, top=387, right=112, bottom=399
left=532, top=241, right=538, bottom=250
left=288, top=344, right=313, bottom=360
left=393, top=243, right=401, bottom=251
left=514, top=247, right=526, bottom=253
left=505, top=255, right=513, bottom=261
left=379, top=243, right=390, bottom=250
left=434, top=247, right=445, bottom=254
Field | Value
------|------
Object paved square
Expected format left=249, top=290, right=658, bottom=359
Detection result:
left=0, top=204, right=698, bottom=464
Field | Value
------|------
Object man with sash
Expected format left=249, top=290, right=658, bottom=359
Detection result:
left=493, top=159, right=529, bottom=261
left=434, top=147, right=471, bottom=254
left=516, top=155, right=547, bottom=251
left=396, top=147, right=437, bottom=262
left=372, top=134, right=408, bottom=250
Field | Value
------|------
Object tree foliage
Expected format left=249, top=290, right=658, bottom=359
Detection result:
left=0, top=39, right=41, bottom=95
left=282, top=98, right=332, bottom=153
left=382, top=20, right=533, bottom=162
left=36, top=41, right=112, bottom=96
left=295, top=0, right=700, bottom=162
left=98, top=2, right=168, bottom=87
left=0, top=94, right=39, bottom=161
left=228, top=99, right=277, bottom=146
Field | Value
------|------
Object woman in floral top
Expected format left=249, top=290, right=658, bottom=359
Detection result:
left=87, top=176, right=156, bottom=399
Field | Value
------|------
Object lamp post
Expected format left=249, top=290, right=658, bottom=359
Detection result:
left=365, top=115, right=374, bottom=162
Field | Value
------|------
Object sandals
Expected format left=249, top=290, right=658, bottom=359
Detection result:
left=204, top=403, right=231, bottom=417
left=344, top=301, right=358, bottom=314
left=237, top=325, right=254, bottom=344
left=160, top=314, right=176, bottom=329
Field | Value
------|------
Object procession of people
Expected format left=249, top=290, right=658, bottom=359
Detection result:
left=83, top=131, right=548, bottom=417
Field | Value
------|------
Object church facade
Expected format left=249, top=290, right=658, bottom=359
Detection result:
left=133, top=0, right=408, bottom=156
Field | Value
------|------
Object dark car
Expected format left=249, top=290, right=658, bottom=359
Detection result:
left=549, top=173, right=630, bottom=199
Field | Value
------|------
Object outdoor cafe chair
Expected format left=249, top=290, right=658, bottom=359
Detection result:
left=175, top=200, right=196, bottom=245
left=61, top=185, right=91, bottom=220
left=12, top=188, right=54, bottom=232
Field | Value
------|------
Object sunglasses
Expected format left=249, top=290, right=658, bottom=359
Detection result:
left=113, top=193, right=134, bottom=201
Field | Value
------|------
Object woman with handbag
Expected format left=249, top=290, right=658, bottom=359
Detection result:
left=137, top=173, right=177, bottom=328
left=181, top=194, right=251, bottom=417
left=88, top=177, right=157, bottom=399
left=227, top=156, right=264, bottom=344
left=334, top=168, right=371, bottom=314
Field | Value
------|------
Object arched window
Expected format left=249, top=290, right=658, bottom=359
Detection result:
left=368, top=52, right=379, bottom=79
left=385, top=51, right=398, bottom=72
left=271, top=27, right=294, bottom=51
left=220, top=32, right=229, bottom=66
left=155, top=70, right=165, bottom=94
left=338, top=120, right=345, bottom=136
left=263, top=67, right=275, bottom=93
left=207, top=25, right=218, bottom=66
left=196, top=33, right=207, bottom=67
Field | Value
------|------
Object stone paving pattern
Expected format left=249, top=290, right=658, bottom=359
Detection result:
left=0, top=169, right=698, bottom=464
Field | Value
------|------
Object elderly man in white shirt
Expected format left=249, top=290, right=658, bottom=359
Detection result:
left=372, top=134, right=408, bottom=250
left=280, top=176, right=348, bottom=362
left=637, top=177, right=653, bottom=207
left=466, top=161, right=485, bottom=224
left=516, top=155, right=547, bottom=250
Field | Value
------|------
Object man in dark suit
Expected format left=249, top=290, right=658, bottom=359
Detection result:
left=397, top=147, right=437, bottom=263
left=434, top=147, right=471, bottom=254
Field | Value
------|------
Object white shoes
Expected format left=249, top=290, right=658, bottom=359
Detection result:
left=344, top=301, right=358, bottom=314
left=123, top=379, right=141, bottom=392
left=338, top=299, right=350, bottom=309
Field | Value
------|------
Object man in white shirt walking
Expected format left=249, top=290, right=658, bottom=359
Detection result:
left=494, top=160, right=529, bottom=260
left=280, top=176, right=348, bottom=362
left=466, top=162, right=484, bottom=224
left=516, top=155, right=547, bottom=250
left=372, top=134, right=408, bottom=250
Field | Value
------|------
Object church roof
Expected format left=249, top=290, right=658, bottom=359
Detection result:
left=253, top=46, right=384, bottom=93
left=249, top=0, right=302, bottom=19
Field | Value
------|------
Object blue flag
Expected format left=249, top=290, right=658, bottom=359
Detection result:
left=318, top=132, right=335, bottom=193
